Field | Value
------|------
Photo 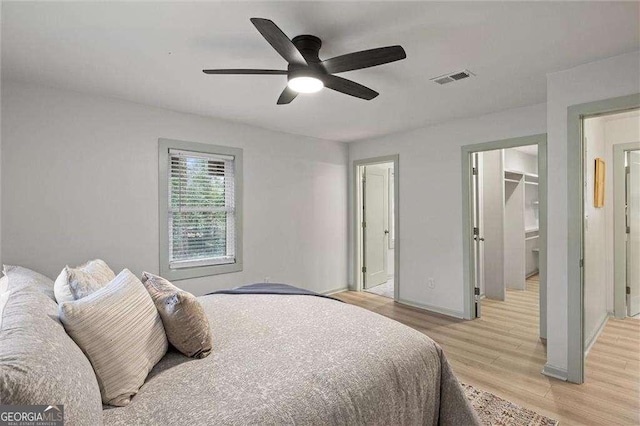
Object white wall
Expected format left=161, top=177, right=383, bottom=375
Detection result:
left=546, top=50, right=640, bottom=373
left=583, top=117, right=609, bottom=345
left=1, top=81, right=349, bottom=296
left=504, top=149, right=537, bottom=175
left=349, top=103, right=546, bottom=316
left=481, top=149, right=505, bottom=300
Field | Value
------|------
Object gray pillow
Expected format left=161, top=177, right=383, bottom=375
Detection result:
left=0, top=266, right=103, bottom=425
left=3, top=264, right=55, bottom=301
left=59, top=269, right=168, bottom=406
left=141, top=272, right=212, bottom=359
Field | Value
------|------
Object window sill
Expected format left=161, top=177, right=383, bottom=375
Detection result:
left=159, top=262, right=243, bottom=281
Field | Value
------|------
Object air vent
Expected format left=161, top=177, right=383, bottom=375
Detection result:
left=431, top=69, right=474, bottom=85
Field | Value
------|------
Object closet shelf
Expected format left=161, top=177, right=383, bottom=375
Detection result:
left=504, top=169, right=538, bottom=178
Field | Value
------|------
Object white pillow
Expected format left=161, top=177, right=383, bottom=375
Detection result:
left=58, top=269, right=168, bottom=406
left=54, top=259, right=115, bottom=303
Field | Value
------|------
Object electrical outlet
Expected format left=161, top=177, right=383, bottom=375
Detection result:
left=264, top=277, right=270, bottom=283
left=427, top=278, right=435, bottom=289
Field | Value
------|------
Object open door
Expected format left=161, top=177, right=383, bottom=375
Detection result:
left=363, top=166, right=388, bottom=289
left=472, top=153, right=483, bottom=317
left=627, top=150, right=640, bottom=317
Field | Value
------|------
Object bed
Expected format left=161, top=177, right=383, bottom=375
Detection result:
left=102, top=293, right=480, bottom=425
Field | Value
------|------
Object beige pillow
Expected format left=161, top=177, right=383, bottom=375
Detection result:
left=54, top=259, right=115, bottom=302
left=59, top=269, right=168, bottom=406
left=141, top=272, right=212, bottom=359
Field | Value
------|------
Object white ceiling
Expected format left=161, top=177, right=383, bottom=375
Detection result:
left=2, top=1, right=638, bottom=142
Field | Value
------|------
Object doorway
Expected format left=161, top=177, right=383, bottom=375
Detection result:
left=625, top=149, right=640, bottom=318
left=470, top=145, right=541, bottom=319
left=582, top=109, right=640, bottom=356
left=566, top=94, right=640, bottom=384
left=461, top=134, right=548, bottom=338
left=354, top=156, right=399, bottom=300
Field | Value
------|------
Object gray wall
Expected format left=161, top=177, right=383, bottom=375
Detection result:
left=1, top=81, right=349, bottom=296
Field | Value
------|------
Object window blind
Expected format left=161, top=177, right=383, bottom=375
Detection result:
left=168, top=149, right=236, bottom=269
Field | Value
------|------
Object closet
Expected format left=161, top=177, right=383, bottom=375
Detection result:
left=481, top=146, right=539, bottom=298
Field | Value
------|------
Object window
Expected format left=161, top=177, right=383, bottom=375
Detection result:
left=159, top=139, right=242, bottom=280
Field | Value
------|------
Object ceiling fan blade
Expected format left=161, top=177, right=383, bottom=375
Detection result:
left=321, top=46, right=406, bottom=74
left=250, top=18, right=307, bottom=67
left=203, top=69, right=287, bottom=75
left=321, top=75, right=379, bottom=100
left=277, top=86, right=298, bottom=105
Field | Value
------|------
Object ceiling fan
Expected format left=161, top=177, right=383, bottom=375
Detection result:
left=203, top=18, right=406, bottom=105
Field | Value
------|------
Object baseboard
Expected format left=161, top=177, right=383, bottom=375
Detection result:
left=323, top=286, right=349, bottom=296
left=584, top=312, right=610, bottom=355
left=526, top=269, right=539, bottom=279
left=542, top=363, right=568, bottom=381
left=397, top=298, right=465, bottom=319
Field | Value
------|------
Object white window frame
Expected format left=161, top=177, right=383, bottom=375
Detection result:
left=159, top=138, right=243, bottom=280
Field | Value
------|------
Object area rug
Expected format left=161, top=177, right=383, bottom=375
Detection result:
left=462, top=384, right=558, bottom=426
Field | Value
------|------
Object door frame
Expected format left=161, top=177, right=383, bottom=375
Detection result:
left=461, top=134, right=548, bottom=328
left=353, top=155, right=400, bottom=300
left=614, top=142, right=640, bottom=318
left=566, top=93, right=640, bottom=384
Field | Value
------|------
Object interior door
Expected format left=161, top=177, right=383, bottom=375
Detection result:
left=363, top=166, right=388, bottom=289
left=472, top=153, right=483, bottom=317
left=482, top=150, right=506, bottom=301
left=627, top=150, right=640, bottom=316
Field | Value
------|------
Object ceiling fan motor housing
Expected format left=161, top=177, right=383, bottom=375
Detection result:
left=289, top=35, right=327, bottom=79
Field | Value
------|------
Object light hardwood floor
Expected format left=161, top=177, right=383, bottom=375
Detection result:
left=335, top=275, right=640, bottom=426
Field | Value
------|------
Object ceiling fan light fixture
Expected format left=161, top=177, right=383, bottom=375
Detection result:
left=287, top=76, right=324, bottom=93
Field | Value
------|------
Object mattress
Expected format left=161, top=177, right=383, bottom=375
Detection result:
left=103, top=294, right=479, bottom=425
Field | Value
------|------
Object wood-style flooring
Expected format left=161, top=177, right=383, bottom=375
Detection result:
left=334, top=275, right=640, bottom=425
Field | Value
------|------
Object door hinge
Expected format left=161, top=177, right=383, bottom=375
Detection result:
left=626, top=165, right=630, bottom=174
left=474, top=287, right=480, bottom=296
left=361, top=266, right=367, bottom=273
left=580, top=259, right=584, bottom=268
left=472, top=167, right=478, bottom=176
left=627, top=286, right=631, bottom=295
left=627, top=226, right=631, bottom=234
left=473, top=227, right=479, bottom=235
left=362, top=221, right=366, bottom=228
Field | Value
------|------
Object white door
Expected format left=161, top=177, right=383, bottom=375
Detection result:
left=363, top=166, right=388, bottom=288
left=472, top=153, right=483, bottom=317
left=627, top=150, right=640, bottom=317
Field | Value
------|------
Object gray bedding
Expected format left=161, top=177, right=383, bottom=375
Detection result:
left=103, top=294, right=479, bottom=426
